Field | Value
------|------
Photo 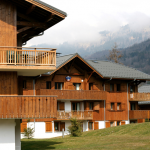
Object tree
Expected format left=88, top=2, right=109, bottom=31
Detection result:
left=107, top=43, right=123, bottom=63
left=68, top=118, right=82, bottom=137
left=23, top=119, right=34, bottom=139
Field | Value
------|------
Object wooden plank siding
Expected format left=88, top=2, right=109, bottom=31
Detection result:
left=129, top=93, right=150, bottom=101
left=37, top=89, right=106, bottom=100
left=0, top=96, right=57, bottom=119
left=129, top=110, right=150, bottom=119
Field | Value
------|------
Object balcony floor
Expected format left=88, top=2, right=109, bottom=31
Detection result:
left=0, top=65, right=56, bottom=76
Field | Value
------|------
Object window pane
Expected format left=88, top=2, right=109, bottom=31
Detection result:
left=89, top=122, right=93, bottom=129
left=55, top=83, right=57, bottom=89
left=111, top=103, right=114, bottom=110
left=77, top=103, right=80, bottom=111
left=110, top=84, right=114, bottom=91
left=117, top=84, right=121, bottom=91
left=89, top=102, right=93, bottom=110
left=72, top=103, right=76, bottom=110
left=76, top=83, right=80, bottom=90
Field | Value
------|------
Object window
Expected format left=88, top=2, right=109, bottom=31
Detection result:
left=89, top=83, right=93, bottom=90
left=23, top=80, right=26, bottom=89
left=89, top=122, right=93, bottom=130
left=131, top=103, right=135, bottom=110
left=55, top=82, right=63, bottom=90
left=117, top=84, right=121, bottom=91
left=110, top=122, right=114, bottom=127
left=130, top=85, right=135, bottom=93
left=73, top=83, right=81, bottom=90
left=117, top=103, right=121, bottom=110
left=46, top=81, right=51, bottom=89
left=111, top=103, right=114, bottom=110
left=72, top=102, right=80, bottom=111
left=110, top=84, right=114, bottom=92
left=117, top=121, right=120, bottom=126
left=55, top=122, right=59, bottom=131
left=89, top=102, right=93, bottom=110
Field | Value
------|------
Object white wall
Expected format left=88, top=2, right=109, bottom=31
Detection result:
left=21, top=121, right=71, bottom=139
left=98, top=121, right=105, bottom=129
left=83, top=121, right=88, bottom=132
left=65, top=101, right=71, bottom=111
left=125, top=120, right=130, bottom=124
left=0, top=119, right=16, bottom=150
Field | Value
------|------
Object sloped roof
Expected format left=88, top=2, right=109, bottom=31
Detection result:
left=87, top=60, right=150, bottom=80
left=31, top=0, right=67, bottom=16
left=46, top=53, right=150, bottom=80
left=138, top=84, right=150, bottom=93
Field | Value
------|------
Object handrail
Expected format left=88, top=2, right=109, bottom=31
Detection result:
left=0, top=46, right=57, bottom=51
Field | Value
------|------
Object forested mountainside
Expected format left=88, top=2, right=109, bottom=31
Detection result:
left=85, top=39, right=150, bottom=74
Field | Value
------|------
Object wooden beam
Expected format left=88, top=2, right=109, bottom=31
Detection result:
left=69, top=59, right=75, bottom=73
left=45, top=13, right=55, bottom=22
left=52, top=72, right=57, bottom=81
left=17, top=21, right=48, bottom=29
left=87, top=71, right=94, bottom=82
left=17, top=27, right=31, bottom=34
left=63, top=66, right=69, bottom=73
left=17, top=12, right=37, bottom=22
left=73, top=63, right=84, bottom=74
left=56, top=73, right=84, bottom=76
left=26, top=4, right=36, bottom=15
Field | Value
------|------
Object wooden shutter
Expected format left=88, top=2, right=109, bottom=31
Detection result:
left=105, top=122, right=110, bottom=128
left=121, top=103, right=126, bottom=110
left=45, top=122, right=52, bottom=132
left=94, top=122, right=99, bottom=130
left=93, top=102, right=100, bottom=110
left=121, top=121, right=125, bottom=125
left=59, top=102, right=64, bottom=110
left=60, top=122, right=65, bottom=131
left=21, top=122, right=27, bottom=132
left=106, top=103, right=110, bottom=110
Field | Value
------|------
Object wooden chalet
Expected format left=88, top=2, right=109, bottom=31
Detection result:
left=20, top=53, right=150, bottom=138
left=0, top=0, right=67, bottom=150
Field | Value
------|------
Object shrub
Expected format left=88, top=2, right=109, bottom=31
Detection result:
left=23, top=119, right=34, bottom=139
left=68, top=118, right=82, bottom=137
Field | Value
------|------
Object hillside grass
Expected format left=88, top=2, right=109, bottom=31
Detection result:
left=22, top=122, right=150, bottom=150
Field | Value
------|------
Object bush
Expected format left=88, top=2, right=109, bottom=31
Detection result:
left=23, top=126, right=34, bottom=139
left=23, top=119, right=34, bottom=139
left=68, top=118, right=82, bottom=137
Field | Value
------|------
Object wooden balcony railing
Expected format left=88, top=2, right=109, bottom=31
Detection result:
left=57, top=111, right=93, bottom=120
left=129, top=93, right=150, bottom=101
left=0, top=96, right=57, bottom=119
left=36, top=89, right=107, bottom=100
left=129, top=110, right=150, bottom=119
left=0, top=46, right=56, bottom=66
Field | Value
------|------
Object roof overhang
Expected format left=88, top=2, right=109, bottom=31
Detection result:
left=9, top=0, right=67, bottom=43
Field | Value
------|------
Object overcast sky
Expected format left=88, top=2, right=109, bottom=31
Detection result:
left=27, top=0, right=150, bottom=47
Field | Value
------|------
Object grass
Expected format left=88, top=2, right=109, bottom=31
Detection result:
left=22, top=122, right=150, bottom=150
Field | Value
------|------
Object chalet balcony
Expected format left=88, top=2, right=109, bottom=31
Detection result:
left=129, top=93, right=150, bottom=101
left=36, top=89, right=107, bottom=100
left=0, top=47, right=56, bottom=76
left=0, top=96, right=57, bottom=119
left=57, top=110, right=93, bottom=120
left=129, top=110, right=150, bottom=119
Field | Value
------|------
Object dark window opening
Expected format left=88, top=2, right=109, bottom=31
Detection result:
left=46, top=81, right=51, bottom=89
left=55, top=122, right=59, bottom=131
left=130, top=85, right=135, bottom=93
left=72, top=102, right=80, bottom=111
left=89, top=102, right=93, bottom=110
left=111, top=103, right=114, bottom=110
left=131, top=103, right=136, bottom=110
left=110, top=84, right=114, bottom=92
left=117, top=103, right=121, bottom=110
left=73, top=83, right=81, bottom=90
left=23, top=80, right=26, bottom=89
left=89, top=122, right=93, bottom=130
left=55, top=82, right=63, bottom=90
left=117, top=84, right=121, bottom=91
left=89, top=83, right=93, bottom=90
left=117, top=121, right=120, bottom=126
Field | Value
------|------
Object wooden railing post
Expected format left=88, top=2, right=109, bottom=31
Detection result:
left=35, top=48, right=36, bottom=65
left=15, top=49, right=16, bottom=65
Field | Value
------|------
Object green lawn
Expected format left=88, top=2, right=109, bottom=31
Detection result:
left=22, top=122, right=150, bottom=150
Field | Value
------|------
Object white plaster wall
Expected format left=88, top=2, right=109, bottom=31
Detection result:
left=21, top=121, right=71, bottom=139
left=83, top=121, right=88, bottom=132
left=125, top=120, right=130, bottom=124
left=98, top=121, right=105, bottom=129
left=0, top=119, right=16, bottom=150
left=65, top=101, right=71, bottom=111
